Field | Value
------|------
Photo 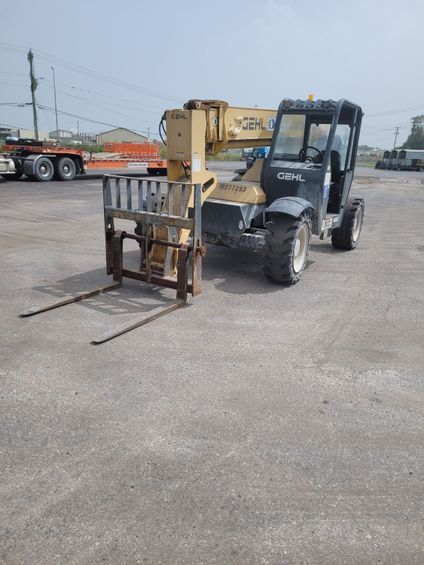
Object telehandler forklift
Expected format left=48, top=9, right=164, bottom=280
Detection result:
left=21, top=96, right=364, bottom=343
left=163, top=96, right=364, bottom=283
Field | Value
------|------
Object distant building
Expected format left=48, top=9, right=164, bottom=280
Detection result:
left=96, top=127, right=148, bottom=145
left=17, top=129, right=50, bottom=141
left=0, top=127, right=19, bottom=140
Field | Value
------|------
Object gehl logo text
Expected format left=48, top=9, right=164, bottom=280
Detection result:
left=277, top=172, right=306, bottom=182
left=242, top=117, right=274, bottom=131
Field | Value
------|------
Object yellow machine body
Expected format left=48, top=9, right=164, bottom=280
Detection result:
left=153, top=100, right=276, bottom=272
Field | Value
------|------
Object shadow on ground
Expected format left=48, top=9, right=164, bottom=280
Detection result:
left=30, top=241, right=323, bottom=312
left=201, top=245, right=315, bottom=295
left=32, top=252, right=177, bottom=317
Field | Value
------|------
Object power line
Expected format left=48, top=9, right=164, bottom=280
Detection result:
left=0, top=81, right=164, bottom=123
left=0, top=102, right=29, bottom=106
left=36, top=103, right=160, bottom=137
left=1, top=79, right=167, bottom=115
left=366, top=105, right=424, bottom=118
left=38, top=83, right=161, bottom=117
left=46, top=80, right=166, bottom=111
left=0, top=71, right=168, bottom=111
left=0, top=81, right=30, bottom=88
left=0, top=42, right=183, bottom=103
left=0, top=71, right=27, bottom=76
left=37, top=87, right=160, bottom=130
left=0, top=120, right=24, bottom=129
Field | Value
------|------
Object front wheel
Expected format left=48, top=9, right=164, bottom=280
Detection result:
left=263, top=213, right=311, bottom=284
left=331, top=197, right=364, bottom=250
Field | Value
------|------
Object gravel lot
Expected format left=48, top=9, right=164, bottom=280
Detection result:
left=1, top=165, right=423, bottom=564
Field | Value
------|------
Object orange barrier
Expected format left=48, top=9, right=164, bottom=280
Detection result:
left=103, top=142, right=160, bottom=158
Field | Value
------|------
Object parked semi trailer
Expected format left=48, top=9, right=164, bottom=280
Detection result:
left=0, top=139, right=85, bottom=181
left=0, top=139, right=167, bottom=181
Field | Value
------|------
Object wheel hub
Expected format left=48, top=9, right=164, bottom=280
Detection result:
left=353, top=207, right=363, bottom=241
left=293, top=223, right=308, bottom=273
left=294, top=238, right=301, bottom=257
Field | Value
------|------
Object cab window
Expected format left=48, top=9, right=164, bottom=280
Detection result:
left=272, top=114, right=306, bottom=160
left=308, top=123, right=331, bottom=150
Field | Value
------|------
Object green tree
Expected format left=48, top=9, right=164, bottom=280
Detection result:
left=402, top=115, right=424, bottom=149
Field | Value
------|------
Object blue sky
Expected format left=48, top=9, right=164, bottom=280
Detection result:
left=1, top=0, right=423, bottom=147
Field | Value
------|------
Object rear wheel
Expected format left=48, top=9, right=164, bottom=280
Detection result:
left=263, top=213, right=311, bottom=284
left=331, top=197, right=364, bottom=250
left=34, top=157, right=54, bottom=182
left=55, top=157, right=76, bottom=181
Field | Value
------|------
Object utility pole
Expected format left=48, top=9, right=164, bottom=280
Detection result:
left=27, top=49, right=39, bottom=141
left=393, top=126, right=400, bottom=149
left=388, top=126, right=400, bottom=169
left=51, top=65, right=59, bottom=140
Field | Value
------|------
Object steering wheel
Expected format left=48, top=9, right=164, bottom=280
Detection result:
left=298, top=146, right=324, bottom=163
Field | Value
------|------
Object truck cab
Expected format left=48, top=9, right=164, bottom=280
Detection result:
left=262, top=98, right=362, bottom=236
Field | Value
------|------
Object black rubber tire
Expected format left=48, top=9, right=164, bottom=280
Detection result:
left=34, top=157, right=54, bottom=182
left=1, top=171, right=23, bottom=180
left=331, top=197, right=365, bottom=250
left=263, top=213, right=311, bottom=284
left=147, top=167, right=167, bottom=176
left=55, top=157, right=76, bottom=181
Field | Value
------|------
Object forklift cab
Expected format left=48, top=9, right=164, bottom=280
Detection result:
left=262, top=99, right=363, bottom=235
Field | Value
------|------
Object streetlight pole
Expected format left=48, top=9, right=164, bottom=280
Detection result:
left=51, top=65, right=59, bottom=141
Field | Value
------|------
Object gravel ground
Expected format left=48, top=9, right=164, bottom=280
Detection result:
left=0, top=165, right=423, bottom=564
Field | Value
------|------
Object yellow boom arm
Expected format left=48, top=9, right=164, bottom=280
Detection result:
left=166, top=99, right=276, bottom=198
left=153, top=100, right=277, bottom=273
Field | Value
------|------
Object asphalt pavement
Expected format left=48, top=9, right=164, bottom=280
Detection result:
left=1, top=165, right=423, bottom=564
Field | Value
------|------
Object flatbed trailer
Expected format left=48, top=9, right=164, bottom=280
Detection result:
left=1, top=140, right=167, bottom=181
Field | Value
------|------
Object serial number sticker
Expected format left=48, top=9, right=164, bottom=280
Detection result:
left=192, top=153, right=201, bottom=173
left=218, top=183, right=247, bottom=192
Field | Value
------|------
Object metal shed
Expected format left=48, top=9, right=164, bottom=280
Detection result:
left=96, top=128, right=148, bottom=145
